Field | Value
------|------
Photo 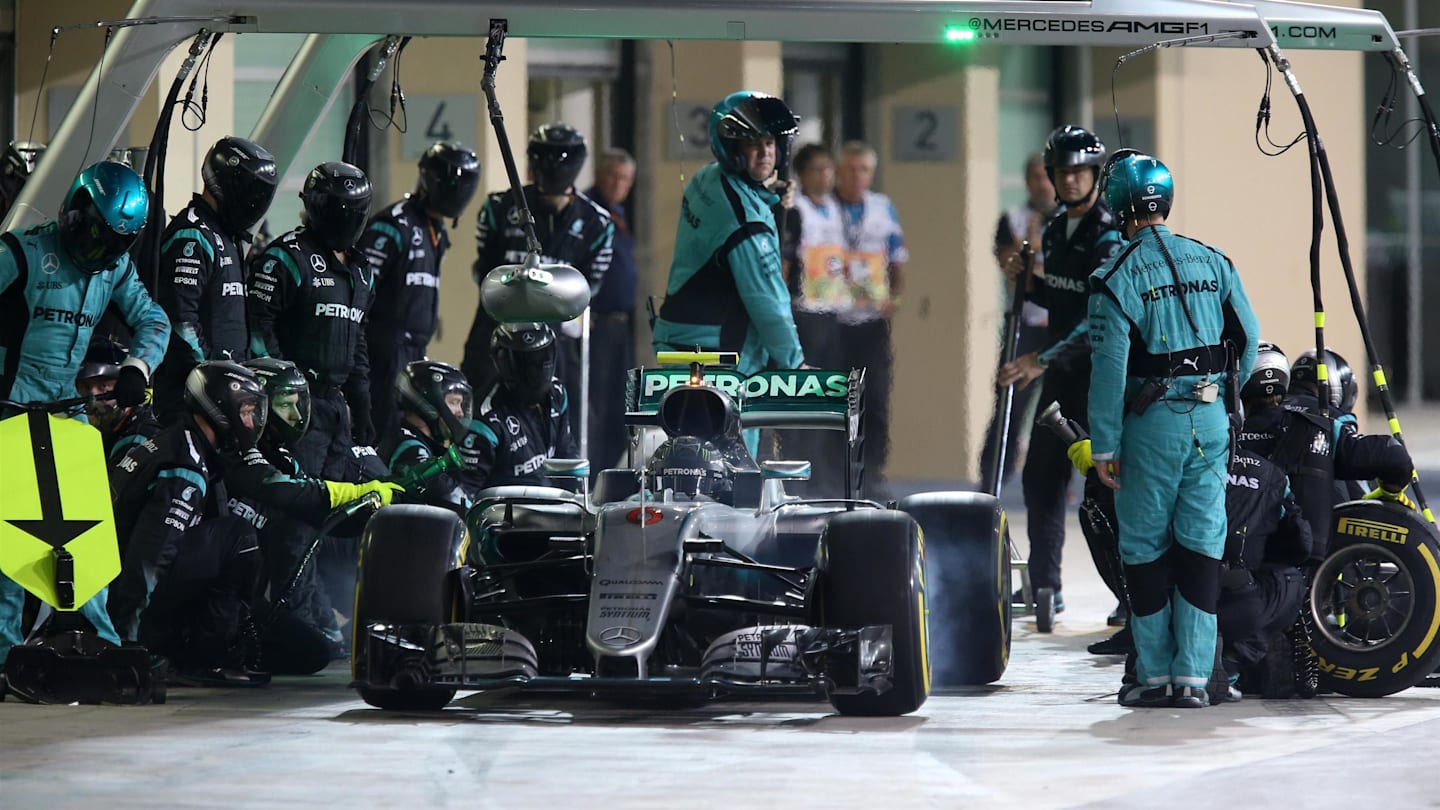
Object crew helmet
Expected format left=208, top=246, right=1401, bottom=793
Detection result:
left=59, top=161, right=148, bottom=273
left=202, top=136, right=278, bottom=235
left=243, top=357, right=311, bottom=445
left=397, top=360, right=473, bottom=444
left=183, top=361, right=269, bottom=451
left=1101, top=152, right=1174, bottom=226
left=299, top=161, right=372, bottom=252
left=708, top=91, right=800, bottom=178
left=1290, top=347, right=1358, bottom=413
left=1241, top=341, right=1289, bottom=401
left=416, top=141, right=481, bottom=218
left=527, top=124, right=587, bottom=196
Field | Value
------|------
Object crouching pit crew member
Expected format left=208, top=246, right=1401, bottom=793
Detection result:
left=382, top=359, right=475, bottom=514
left=1088, top=152, right=1259, bottom=709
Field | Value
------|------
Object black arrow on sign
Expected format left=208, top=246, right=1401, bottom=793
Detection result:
left=6, top=410, right=99, bottom=549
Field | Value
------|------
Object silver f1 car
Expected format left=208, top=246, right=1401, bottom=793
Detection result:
left=351, top=354, right=1012, bottom=716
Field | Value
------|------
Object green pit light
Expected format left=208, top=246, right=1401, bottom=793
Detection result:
left=944, top=27, right=977, bottom=43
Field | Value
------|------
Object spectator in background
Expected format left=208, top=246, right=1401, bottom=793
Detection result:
left=780, top=142, right=846, bottom=496
left=584, top=148, right=638, bottom=473
left=979, top=152, right=1055, bottom=487
left=830, top=141, right=906, bottom=499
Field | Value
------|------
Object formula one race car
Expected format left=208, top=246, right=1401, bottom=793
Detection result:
left=351, top=354, right=1012, bottom=716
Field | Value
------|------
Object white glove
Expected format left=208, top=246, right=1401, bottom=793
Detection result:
left=560, top=317, right=583, bottom=339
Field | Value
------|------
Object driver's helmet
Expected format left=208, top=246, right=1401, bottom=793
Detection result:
left=646, top=436, right=731, bottom=502
left=243, top=357, right=311, bottom=445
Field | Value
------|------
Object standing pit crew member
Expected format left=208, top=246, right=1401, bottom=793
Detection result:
left=152, top=136, right=279, bottom=420
left=0, top=160, right=170, bottom=670
left=1088, top=152, right=1259, bottom=709
left=653, top=91, right=805, bottom=379
left=247, top=161, right=376, bottom=480
left=458, top=322, right=578, bottom=493
left=997, top=126, right=1124, bottom=619
left=360, top=141, right=480, bottom=439
left=461, top=124, right=613, bottom=406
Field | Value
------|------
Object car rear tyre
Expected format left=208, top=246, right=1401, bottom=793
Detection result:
left=817, top=510, right=929, bottom=716
left=1309, top=501, right=1440, bottom=698
left=352, top=505, right=466, bottom=711
left=897, top=492, right=1012, bottom=685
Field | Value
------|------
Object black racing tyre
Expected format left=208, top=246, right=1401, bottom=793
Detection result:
left=1309, top=500, right=1440, bottom=698
left=897, top=492, right=1012, bottom=685
left=1035, top=588, right=1056, bottom=634
left=352, top=505, right=467, bottom=711
left=357, top=683, right=456, bottom=711
left=817, top=510, right=929, bottom=716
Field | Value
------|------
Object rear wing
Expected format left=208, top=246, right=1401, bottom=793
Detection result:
left=625, top=367, right=866, bottom=436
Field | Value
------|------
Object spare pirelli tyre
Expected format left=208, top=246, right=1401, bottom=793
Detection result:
left=353, top=505, right=467, bottom=711
left=898, top=492, right=1012, bottom=685
left=1309, top=500, right=1440, bottom=698
left=817, top=510, right=930, bottom=716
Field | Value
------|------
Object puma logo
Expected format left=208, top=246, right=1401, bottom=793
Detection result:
left=1180, top=357, right=1200, bottom=372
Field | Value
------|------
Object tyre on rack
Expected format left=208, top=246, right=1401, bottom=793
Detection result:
left=897, top=492, right=1012, bottom=685
left=816, top=509, right=930, bottom=716
left=1309, top=500, right=1440, bottom=698
left=353, top=504, right=467, bottom=711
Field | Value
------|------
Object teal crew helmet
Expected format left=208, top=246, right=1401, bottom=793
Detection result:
left=59, top=160, right=149, bottom=273
left=1101, top=152, right=1173, bottom=226
left=708, top=91, right=800, bottom=178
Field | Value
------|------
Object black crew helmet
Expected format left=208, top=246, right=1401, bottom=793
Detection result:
left=300, top=161, right=372, bottom=252
left=202, top=136, right=278, bottom=235
left=646, top=436, right=732, bottom=502
left=0, top=140, right=44, bottom=209
left=397, top=360, right=473, bottom=444
left=491, top=322, right=557, bottom=404
left=1291, top=348, right=1358, bottom=413
left=528, top=124, right=588, bottom=196
left=1043, top=125, right=1107, bottom=203
left=243, top=357, right=311, bottom=445
left=708, top=91, right=800, bottom=178
left=416, top=141, right=481, bottom=219
left=183, top=360, right=269, bottom=451
left=76, top=334, right=128, bottom=387
left=1241, top=341, right=1289, bottom=401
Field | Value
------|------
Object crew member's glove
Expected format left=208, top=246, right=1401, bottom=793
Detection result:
left=114, top=365, right=148, bottom=408
left=325, top=479, right=404, bottom=509
left=1364, top=485, right=1416, bottom=511
left=1066, top=439, right=1095, bottom=475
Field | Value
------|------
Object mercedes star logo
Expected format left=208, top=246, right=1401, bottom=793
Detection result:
left=599, top=626, right=642, bottom=647
left=310, top=254, right=326, bottom=273
left=40, top=252, right=60, bottom=274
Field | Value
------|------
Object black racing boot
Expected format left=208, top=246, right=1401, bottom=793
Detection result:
left=1087, top=625, right=1134, bottom=656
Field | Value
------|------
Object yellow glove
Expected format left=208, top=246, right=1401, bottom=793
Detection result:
left=325, top=479, right=405, bottom=509
left=1066, top=439, right=1095, bottom=475
left=1364, top=486, right=1416, bottom=511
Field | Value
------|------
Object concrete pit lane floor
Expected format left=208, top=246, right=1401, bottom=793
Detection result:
left=11, top=427, right=1440, bottom=807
